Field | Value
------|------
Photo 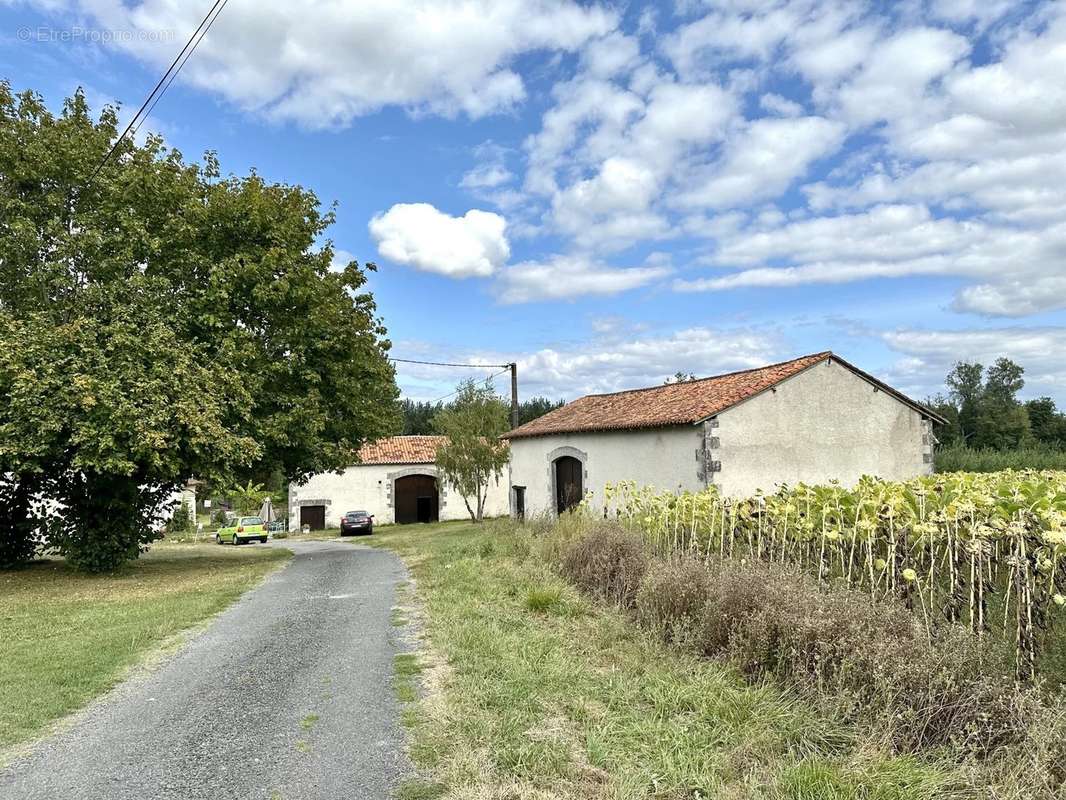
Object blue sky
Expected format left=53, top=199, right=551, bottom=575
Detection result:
left=3, top=0, right=1065, bottom=404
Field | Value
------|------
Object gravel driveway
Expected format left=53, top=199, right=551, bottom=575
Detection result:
left=0, top=539, right=412, bottom=800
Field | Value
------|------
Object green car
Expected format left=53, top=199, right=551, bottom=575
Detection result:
left=216, top=515, right=268, bottom=545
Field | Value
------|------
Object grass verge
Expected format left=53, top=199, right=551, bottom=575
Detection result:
left=365, top=520, right=962, bottom=800
left=0, top=542, right=290, bottom=751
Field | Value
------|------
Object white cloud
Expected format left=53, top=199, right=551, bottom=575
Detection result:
left=515, top=326, right=784, bottom=398
left=369, top=203, right=509, bottom=278
left=883, top=327, right=1066, bottom=399
left=31, top=0, right=616, bottom=127
left=760, top=93, right=804, bottom=117
left=834, top=27, right=969, bottom=126
left=496, top=254, right=670, bottom=304
left=329, top=248, right=356, bottom=272
left=678, top=204, right=1066, bottom=316
left=460, top=163, right=513, bottom=190
left=676, top=116, right=846, bottom=209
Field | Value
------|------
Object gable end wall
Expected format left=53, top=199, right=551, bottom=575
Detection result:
left=712, top=357, right=931, bottom=497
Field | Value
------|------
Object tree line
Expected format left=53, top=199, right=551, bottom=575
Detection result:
left=0, top=86, right=399, bottom=571
left=400, top=395, right=563, bottom=435
left=928, top=358, right=1066, bottom=451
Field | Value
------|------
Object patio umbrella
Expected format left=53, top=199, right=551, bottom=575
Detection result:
left=259, top=497, right=276, bottom=524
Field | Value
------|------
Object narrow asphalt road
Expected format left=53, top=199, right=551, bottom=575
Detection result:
left=1, top=540, right=413, bottom=800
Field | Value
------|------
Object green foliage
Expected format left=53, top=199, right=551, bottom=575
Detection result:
left=935, top=358, right=1054, bottom=450
left=165, top=504, right=193, bottom=535
left=0, top=84, right=400, bottom=570
left=515, top=396, right=564, bottom=426
left=400, top=395, right=562, bottom=434
left=524, top=585, right=562, bottom=613
left=433, top=380, right=510, bottom=522
left=935, top=444, right=1066, bottom=472
left=400, top=399, right=444, bottom=435
left=0, top=474, right=46, bottom=569
left=226, top=480, right=269, bottom=515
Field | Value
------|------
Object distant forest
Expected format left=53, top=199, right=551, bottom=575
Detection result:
left=927, top=358, right=1066, bottom=450
left=400, top=396, right=564, bottom=435
left=927, top=358, right=1066, bottom=472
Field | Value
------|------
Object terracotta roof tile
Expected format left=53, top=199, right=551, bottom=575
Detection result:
left=358, top=435, right=446, bottom=465
left=502, top=352, right=944, bottom=440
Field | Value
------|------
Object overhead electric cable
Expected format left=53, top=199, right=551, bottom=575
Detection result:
left=85, top=0, right=231, bottom=189
left=389, top=357, right=511, bottom=369
left=429, top=367, right=511, bottom=405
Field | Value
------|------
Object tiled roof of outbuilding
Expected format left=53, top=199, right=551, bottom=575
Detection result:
left=502, top=352, right=945, bottom=440
left=358, top=435, right=446, bottom=465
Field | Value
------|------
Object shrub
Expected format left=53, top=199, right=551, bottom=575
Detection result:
left=696, top=560, right=1041, bottom=757
left=934, top=444, right=1066, bottom=472
left=560, top=522, right=649, bottom=609
left=165, top=504, right=193, bottom=535
left=636, top=557, right=712, bottom=644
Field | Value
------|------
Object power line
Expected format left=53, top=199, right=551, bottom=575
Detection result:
left=429, top=367, right=511, bottom=405
left=132, top=1, right=228, bottom=141
left=85, top=0, right=231, bottom=189
left=390, top=357, right=511, bottom=369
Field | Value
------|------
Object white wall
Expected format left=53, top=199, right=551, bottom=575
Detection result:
left=508, top=359, right=933, bottom=515
left=712, top=358, right=931, bottom=497
left=289, top=463, right=510, bottom=528
left=509, top=426, right=704, bottom=517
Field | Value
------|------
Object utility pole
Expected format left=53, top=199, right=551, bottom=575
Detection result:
left=509, top=362, right=519, bottom=430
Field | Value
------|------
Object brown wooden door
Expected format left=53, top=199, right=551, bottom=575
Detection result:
left=395, top=475, right=439, bottom=524
left=555, top=457, right=582, bottom=514
left=300, top=505, right=326, bottom=530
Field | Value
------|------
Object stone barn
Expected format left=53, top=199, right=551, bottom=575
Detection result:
left=289, top=435, right=510, bottom=529
left=503, top=352, right=945, bottom=517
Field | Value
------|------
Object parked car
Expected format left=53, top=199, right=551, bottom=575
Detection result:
left=216, top=515, right=268, bottom=545
left=340, top=510, right=374, bottom=536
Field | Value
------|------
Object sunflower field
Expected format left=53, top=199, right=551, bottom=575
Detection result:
left=606, top=471, right=1066, bottom=679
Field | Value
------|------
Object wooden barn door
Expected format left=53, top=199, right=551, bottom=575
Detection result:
left=395, top=475, right=439, bottom=524
left=554, top=457, right=583, bottom=514
left=300, top=505, right=326, bottom=531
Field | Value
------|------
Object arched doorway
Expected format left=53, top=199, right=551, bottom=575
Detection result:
left=554, top=456, right=583, bottom=514
left=394, top=474, right=439, bottom=524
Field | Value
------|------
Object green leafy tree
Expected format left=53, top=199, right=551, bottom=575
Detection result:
left=433, top=380, right=510, bottom=522
left=1025, top=397, right=1066, bottom=448
left=400, top=399, right=444, bottom=434
left=664, top=371, right=697, bottom=384
left=516, top=396, right=564, bottom=427
left=0, top=85, right=399, bottom=570
left=227, top=480, right=270, bottom=515
left=945, top=361, right=985, bottom=444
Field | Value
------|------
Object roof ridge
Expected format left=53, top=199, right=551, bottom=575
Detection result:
left=579, top=351, right=833, bottom=401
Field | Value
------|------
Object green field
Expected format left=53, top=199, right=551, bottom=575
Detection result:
left=0, top=544, right=290, bottom=751
left=368, top=520, right=963, bottom=800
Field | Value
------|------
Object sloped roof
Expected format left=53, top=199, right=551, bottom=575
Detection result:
left=502, top=352, right=945, bottom=440
left=358, top=435, right=445, bottom=465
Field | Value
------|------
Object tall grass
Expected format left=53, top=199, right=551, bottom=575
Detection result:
left=608, top=471, right=1066, bottom=680
left=935, top=444, right=1066, bottom=472
left=556, top=520, right=1066, bottom=798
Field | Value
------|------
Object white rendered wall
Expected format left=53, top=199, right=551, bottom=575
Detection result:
left=508, top=426, right=704, bottom=517
left=711, top=359, right=931, bottom=497
left=508, top=360, right=933, bottom=515
left=289, top=463, right=510, bottom=528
